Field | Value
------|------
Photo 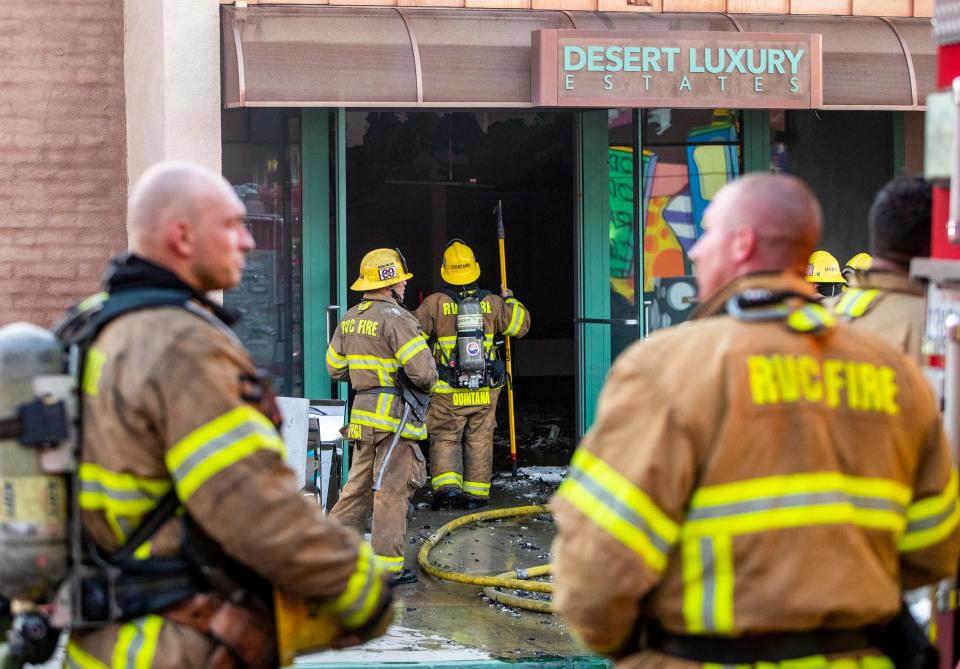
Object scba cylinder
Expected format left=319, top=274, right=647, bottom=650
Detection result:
left=0, top=323, right=68, bottom=601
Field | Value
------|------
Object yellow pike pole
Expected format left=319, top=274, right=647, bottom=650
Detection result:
left=494, top=200, right=519, bottom=477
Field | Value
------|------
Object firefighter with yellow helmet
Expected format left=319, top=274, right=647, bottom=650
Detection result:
left=842, top=252, right=873, bottom=282
left=804, top=249, right=845, bottom=297
left=413, top=240, right=530, bottom=510
left=327, top=248, right=438, bottom=585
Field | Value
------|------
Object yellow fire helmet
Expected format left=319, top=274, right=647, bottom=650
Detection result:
left=440, top=239, right=481, bottom=286
left=350, top=248, right=413, bottom=291
left=805, top=250, right=844, bottom=284
left=843, top=252, right=873, bottom=273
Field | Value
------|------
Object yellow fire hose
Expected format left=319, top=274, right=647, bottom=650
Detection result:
left=417, top=505, right=554, bottom=612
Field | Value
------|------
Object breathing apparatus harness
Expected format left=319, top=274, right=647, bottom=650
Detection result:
left=0, top=258, right=276, bottom=666
left=435, top=288, right=506, bottom=391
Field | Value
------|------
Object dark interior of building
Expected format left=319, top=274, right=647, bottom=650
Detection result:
left=345, top=111, right=576, bottom=468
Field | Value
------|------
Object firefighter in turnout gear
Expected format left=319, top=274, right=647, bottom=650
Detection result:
left=805, top=249, right=845, bottom=297
left=414, top=240, right=531, bottom=511
left=830, top=176, right=931, bottom=366
left=327, top=248, right=438, bottom=586
left=551, top=174, right=960, bottom=669
left=67, top=163, right=394, bottom=669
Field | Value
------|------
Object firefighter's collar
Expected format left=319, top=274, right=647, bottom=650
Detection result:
left=692, top=272, right=816, bottom=320
left=104, top=253, right=238, bottom=326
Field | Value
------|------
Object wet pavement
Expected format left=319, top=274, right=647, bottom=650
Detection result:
left=298, top=415, right=608, bottom=668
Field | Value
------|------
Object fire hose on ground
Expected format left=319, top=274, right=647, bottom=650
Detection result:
left=416, top=504, right=555, bottom=613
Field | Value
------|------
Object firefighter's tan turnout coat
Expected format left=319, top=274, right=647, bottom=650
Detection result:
left=551, top=274, right=960, bottom=669
left=326, top=294, right=438, bottom=573
left=830, top=269, right=926, bottom=367
left=68, top=302, right=389, bottom=669
left=414, top=290, right=530, bottom=500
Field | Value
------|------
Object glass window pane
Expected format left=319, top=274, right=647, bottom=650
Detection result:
left=222, top=109, right=304, bottom=397
left=607, top=108, right=640, bottom=360
left=642, top=109, right=742, bottom=335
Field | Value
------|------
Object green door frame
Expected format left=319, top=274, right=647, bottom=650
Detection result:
left=302, top=108, right=349, bottom=401
left=575, top=110, right=613, bottom=436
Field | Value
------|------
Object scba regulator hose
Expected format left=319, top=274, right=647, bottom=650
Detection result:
left=416, top=505, right=555, bottom=613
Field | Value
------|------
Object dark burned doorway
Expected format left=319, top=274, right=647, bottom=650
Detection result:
left=345, top=111, right=575, bottom=471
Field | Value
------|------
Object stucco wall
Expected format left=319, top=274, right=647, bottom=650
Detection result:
left=0, top=0, right=127, bottom=326
left=125, top=0, right=222, bottom=185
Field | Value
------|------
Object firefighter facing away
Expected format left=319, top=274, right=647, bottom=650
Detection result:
left=551, top=174, right=960, bottom=669
left=831, top=175, right=931, bottom=366
left=414, top=240, right=531, bottom=510
left=327, top=248, right=438, bottom=586
left=67, top=162, right=394, bottom=668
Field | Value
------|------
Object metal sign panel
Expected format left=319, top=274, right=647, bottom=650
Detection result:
left=532, top=30, right=823, bottom=109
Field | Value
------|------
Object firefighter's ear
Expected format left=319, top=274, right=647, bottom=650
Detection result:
left=730, top=224, right=756, bottom=264
left=166, top=219, right=193, bottom=258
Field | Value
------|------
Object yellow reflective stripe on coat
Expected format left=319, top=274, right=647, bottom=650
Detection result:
left=680, top=471, right=911, bottom=633
left=684, top=472, right=910, bottom=538
left=432, top=471, right=463, bottom=490
left=326, top=346, right=348, bottom=369
left=165, top=405, right=284, bottom=502
left=66, top=640, right=109, bottom=669
left=82, top=347, right=108, bottom=397
left=556, top=448, right=680, bottom=572
left=345, top=354, right=400, bottom=385
left=834, top=288, right=881, bottom=320
left=79, top=463, right=172, bottom=545
left=786, top=303, right=836, bottom=334
left=375, top=554, right=404, bottom=572
left=111, top=615, right=164, bottom=669
left=899, top=471, right=960, bottom=552
left=396, top=335, right=429, bottom=365
left=79, top=464, right=171, bottom=516
left=350, top=409, right=427, bottom=440
left=701, top=655, right=893, bottom=669
left=463, top=480, right=491, bottom=498
left=327, top=542, right=384, bottom=629
left=682, top=533, right=734, bottom=634
left=503, top=298, right=525, bottom=336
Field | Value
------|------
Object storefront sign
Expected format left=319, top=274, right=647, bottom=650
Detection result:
left=532, top=30, right=822, bottom=109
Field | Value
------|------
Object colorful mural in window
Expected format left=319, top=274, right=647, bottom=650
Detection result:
left=608, top=109, right=742, bottom=333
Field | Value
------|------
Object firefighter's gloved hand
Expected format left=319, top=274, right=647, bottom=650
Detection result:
left=330, top=582, right=395, bottom=649
left=500, top=286, right=513, bottom=299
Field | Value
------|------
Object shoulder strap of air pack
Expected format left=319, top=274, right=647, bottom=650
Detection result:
left=56, top=287, right=195, bottom=349
left=440, top=287, right=491, bottom=305
left=57, top=288, right=195, bottom=563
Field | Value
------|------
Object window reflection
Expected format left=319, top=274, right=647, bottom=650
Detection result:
left=222, top=109, right=304, bottom=397
left=642, top=109, right=742, bottom=333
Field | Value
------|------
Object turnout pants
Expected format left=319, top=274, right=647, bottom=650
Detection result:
left=330, top=426, right=427, bottom=573
left=427, top=388, right=501, bottom=501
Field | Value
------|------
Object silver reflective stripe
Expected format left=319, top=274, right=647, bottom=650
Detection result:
left=79, top=481, right=161, bottom=502
left=567, top=466, right=671, bottom=554
left=699, top=537, right=716, bottom=632
left=688, top=491, right=904, bottom=521
left=906, top=504, right=959, bottom=534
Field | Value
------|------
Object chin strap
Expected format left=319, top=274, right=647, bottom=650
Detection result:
left=390, top=287, right=405, bottom=307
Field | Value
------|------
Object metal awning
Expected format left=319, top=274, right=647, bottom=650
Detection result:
left=222, top=6, right=933, bottom=110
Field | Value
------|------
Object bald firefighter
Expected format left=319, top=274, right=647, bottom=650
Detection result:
left=414, top=240, right=531, bottom=510
left=551, top=174, right=960, bottom=669
left=831, top=176, right=931, bottom=366
left=66, top=163, right=393, bottom=669
left=327, top=249, right=438, bottom=585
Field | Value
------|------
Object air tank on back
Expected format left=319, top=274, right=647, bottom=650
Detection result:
left=0, top=323, right=68, bottom=601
